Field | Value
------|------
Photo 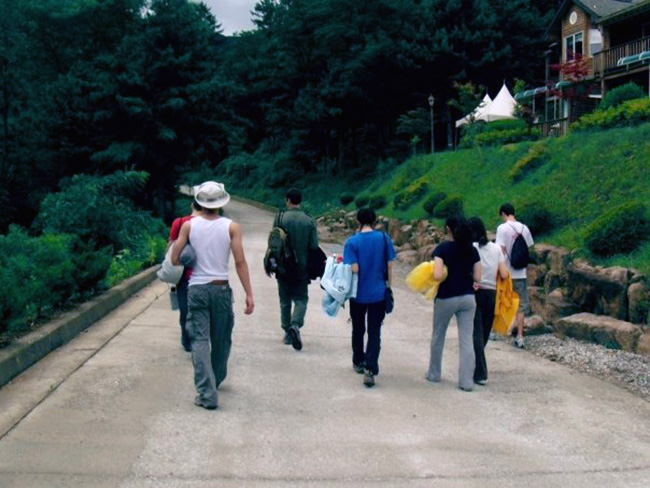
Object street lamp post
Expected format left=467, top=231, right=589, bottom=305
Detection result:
left=428, top=94, right=435, bottom=153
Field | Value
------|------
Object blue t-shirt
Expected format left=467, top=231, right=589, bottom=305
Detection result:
left=343, top=231, right=396, bottom=304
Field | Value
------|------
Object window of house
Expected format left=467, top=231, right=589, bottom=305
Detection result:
left=590, top=29, right=602, bottom=55
left=565, top=32, right=584, bottom=60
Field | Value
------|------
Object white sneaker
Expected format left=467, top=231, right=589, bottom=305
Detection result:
left=514, top=337, right=525, bottom=349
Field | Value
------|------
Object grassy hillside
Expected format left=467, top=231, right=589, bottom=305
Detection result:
left=353, top=123, right=650, bottom=272
left=230, top=123, right=650, bottom=272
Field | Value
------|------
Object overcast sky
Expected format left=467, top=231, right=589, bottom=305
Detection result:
left=201, top=0, right=258, bottom=36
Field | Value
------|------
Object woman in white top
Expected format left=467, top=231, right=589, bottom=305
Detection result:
left=468, top=217, right=508, bottom=385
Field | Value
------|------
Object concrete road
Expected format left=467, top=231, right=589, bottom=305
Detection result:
left=1, top=200, right=649, bottom=488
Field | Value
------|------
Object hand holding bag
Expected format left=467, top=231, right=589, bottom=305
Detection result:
left=383, top=233, right=394, bottom=314
left=157, top=245, right=184, bottom=285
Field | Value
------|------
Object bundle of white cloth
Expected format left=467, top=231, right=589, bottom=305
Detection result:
left=321, top=256, right=357, bottom=317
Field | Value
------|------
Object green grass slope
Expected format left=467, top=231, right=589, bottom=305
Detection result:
left=354, top=123, right=650, bottom=273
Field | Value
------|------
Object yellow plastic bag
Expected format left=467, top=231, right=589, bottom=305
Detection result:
left=405, top=261, right=447, bottom=300
left=493, top=274, right=520, bottom=335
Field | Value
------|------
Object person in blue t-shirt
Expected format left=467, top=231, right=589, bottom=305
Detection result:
left=343, top=208, right=396, bottom=388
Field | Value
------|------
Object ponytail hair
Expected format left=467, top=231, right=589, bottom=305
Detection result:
left=446, top=215, right=473, bottom=253
left=468, top=216, right=488, bottom=247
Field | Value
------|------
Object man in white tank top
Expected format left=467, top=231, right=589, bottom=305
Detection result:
left=172, top=181, right=254, bottom=410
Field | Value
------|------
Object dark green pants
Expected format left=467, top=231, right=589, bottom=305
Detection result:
left=187, top=284, right=234, bottom=406
left=277, top=278, right=309, bottom=330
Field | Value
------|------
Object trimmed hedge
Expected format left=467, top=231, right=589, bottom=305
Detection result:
left=340, top=193, right=355, bottom=205
left=510, top=142, right=549, bottom=182
left=394, top=178, right=428, bottom=210
left=472, top=128, right=542, bottom=147
left=572, top=98, right=650, bottom=132
left=584, top=201, right=650, bottom=257
left=600, top=83, right=646, bottom=110
left=432, top=196, right=465, bottom=219
left=368, top=194, right=387, bottom=209
left=517, top=201, right=559, bottom=236
left=355, top=194, right=370, bottom=208
left=423, top=192, right=448, bottom=214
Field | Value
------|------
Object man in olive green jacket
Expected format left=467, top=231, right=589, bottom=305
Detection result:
left=274, top=188, right=319, bottom=351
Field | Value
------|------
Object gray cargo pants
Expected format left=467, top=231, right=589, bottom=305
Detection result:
left=426, top=294, right=476, bottom=391
left=187, top=284, right=234, bottom=407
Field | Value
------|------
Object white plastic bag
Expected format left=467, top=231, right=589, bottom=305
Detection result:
left=157, top=245, right=184, bottom=284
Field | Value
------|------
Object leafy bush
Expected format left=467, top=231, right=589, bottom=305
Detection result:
left=460, top=119, right=527, bottom=145
left=35, top=171, right=166, bottom=286
left=423, top=192, right=448, bottom=214
left=394, top=178, right=428, bottom=210
left=572, top=98, right=650, bottom=132
left=0, top=228, right=112, bottom=337
left=355, top=194, right=370, bottom=208
left=368, top=194, right=387, bottom=209
left=600, top=83, right=646, bottom=110
left=340, top=193, right=355, bottom=205
left=470, top=128, right=541, bottom=147
left=584, top=202, right=650, bottom=257
left=517, top=201, right=559, bottom=236
left=510, top=141, right=550, bottom=181
left=432, top=196, right=465, bottom=219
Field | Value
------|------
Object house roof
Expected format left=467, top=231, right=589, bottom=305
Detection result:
left=546, top=0, right=647, bottom=36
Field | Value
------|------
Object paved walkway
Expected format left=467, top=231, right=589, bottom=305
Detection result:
left=0, top=200, right=649, bottom=488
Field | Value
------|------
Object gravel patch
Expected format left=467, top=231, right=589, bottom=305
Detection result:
left=522, top=334, right=650, bottom=402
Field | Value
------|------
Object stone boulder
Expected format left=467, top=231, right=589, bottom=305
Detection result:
left=566, top=260, right=631, bottom=320
left=637, top=330, right=650, bottom=358
left=527, top=264, right=548, bottom=287
left=524, top=315, right=553, bottom=336
left=529, top=287, right=580, bottom=324
left=392, top=224, right=414, bottom=247
left=555, top=313, right=643, bottom=352
left=627, top=280, right=650, bottom=325
left=395, top=250, right=420, bottom=267
left=417, top=245, right=436, bottom=263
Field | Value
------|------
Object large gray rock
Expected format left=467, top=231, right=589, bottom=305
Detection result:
left=555, top=313, right=643, bottom=352
left=637, top=329, right=650, bottom=357
left=395, top=250, right=419, bottom=266
left=527, top=264, right=548, bottom=287
left=524, top=315, right=553, bottom=336
left=529, top=287, right=580, bottom=324
left=627, top=280, right=650, bottom=325
left=566, top=260, right=631, bottom=320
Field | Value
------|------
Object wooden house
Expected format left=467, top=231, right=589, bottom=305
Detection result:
left=516, top=0, right=650, bottom=135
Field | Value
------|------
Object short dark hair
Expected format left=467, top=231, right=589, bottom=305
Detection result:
left=192, top=201, right=202, bottom=212
left=357, top=207, right=376, bottom=226
left=286, top=188, right=302, bottom=205
left=499, top=203, right=515, bottom=217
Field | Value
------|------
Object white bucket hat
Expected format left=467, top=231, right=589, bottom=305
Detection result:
left=193, top=181, right=230, bottom=209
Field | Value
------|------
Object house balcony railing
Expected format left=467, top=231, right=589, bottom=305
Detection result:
left=534, top=117, right=570, bottom=137
left=593, top=36, right=650, bottom=78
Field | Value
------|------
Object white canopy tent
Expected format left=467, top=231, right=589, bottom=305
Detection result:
left=455, top=94, right=492, bottom=128
left=455, top=83, right=517, bottom=127
left=482, top=83, right=517, bottom=122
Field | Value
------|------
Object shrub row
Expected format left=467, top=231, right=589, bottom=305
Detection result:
left=584, top=201, right=650, bottom=257
left=572, top=98, right=650, bottom=132
left=472, top=128, right=542, bottom=147
left=509, top=141, right=549, bottom=182
left=394, top=178, right=428, bottom=210
left=0, top=171, right=166, bottom=340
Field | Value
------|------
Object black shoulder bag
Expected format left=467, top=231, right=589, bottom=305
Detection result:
left=383, top=233, right=394, bottom=314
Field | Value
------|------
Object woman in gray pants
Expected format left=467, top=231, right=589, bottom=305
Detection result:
left=426, top=216, right=481, bottom=391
